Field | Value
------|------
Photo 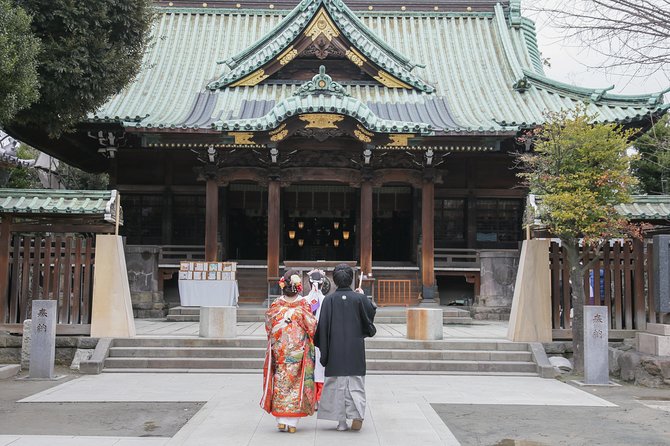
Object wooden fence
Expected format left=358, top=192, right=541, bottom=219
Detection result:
left=376, top=279, right=413, bottom=306
left=2, top=235, right=95, bottom=326
left=549, top=240, right=654, bottom=337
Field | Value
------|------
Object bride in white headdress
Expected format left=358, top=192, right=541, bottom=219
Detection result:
left=306, top=268, right=328, bottom=404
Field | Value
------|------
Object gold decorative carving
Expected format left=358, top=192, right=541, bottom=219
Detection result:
left=299, top=113, right=344, bottom=129
left=231, top=69, right=269, bottom=87
left=374, top=70, right=412, bottom=89
left=270, top=129, right=288, bottom=141
left=268, top=123, right=287, bottom=135
left=229, top=132, right=255, bottom=145
left=354, top=130, right=372, bottom=143
left=305, top=8, right=340, bottom=41
left=356, top=124, right=373, bottom=137
left=278, top=47, right=298, bottom=66
left=387, top=134, right=414, bottom=146
left=346, top=48, right=366, bottom=67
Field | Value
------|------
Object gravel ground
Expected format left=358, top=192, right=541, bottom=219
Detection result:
left=432, top=376, right=670, bottom=446
left=0, top=366, right=203, bottom=437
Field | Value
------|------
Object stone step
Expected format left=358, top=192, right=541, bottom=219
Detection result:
left=114, top=337, right=528, bottom=352
left=101, top=368, right=537, bottom=377
left=104, top=357, right=265, bottom=369
left=366, top=359, right=538, bottom=374
left=103, top=356, right=536, bottom=374
left=108, top=346, right=531, bottom=362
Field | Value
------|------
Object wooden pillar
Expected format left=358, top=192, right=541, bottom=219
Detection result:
left=267, top=180, right=281, bottom=279
left=205, top=178, right=219, bottom=262
left=360, top=181, right=373, bottom=276
left=421, top=176, right=437, bottom=304
left=0, top=216, right=12, bottom=323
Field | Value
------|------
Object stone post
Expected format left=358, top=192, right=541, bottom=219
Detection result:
left=653, top=235, right=670, bottom=313
left=29, top=300, right=57, bottom=379
left=584, top=306, right=609, bottom=385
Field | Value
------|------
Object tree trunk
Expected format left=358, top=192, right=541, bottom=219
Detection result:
left=565, top=240, right=586, bottom=374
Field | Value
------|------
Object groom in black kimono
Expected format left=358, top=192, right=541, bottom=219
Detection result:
left=314, top=263, right=376, bottom=431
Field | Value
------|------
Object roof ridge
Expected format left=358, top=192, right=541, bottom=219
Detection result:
left=207, top=0, right=434, bottom=92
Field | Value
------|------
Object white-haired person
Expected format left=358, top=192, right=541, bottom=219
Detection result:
left=261, top=270, right=317, bottom=433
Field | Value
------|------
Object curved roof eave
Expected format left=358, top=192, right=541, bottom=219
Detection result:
left=206, top=0, right=434, bottom=92
left=214, top=93, right=435, bottom=135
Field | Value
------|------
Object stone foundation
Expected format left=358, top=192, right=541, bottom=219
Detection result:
left=1, top=333, right=98, bottom=368
left=125, top=245, right=168, bottom=318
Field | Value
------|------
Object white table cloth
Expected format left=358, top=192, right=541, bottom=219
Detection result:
left=178, top=280, right=239, bottom=307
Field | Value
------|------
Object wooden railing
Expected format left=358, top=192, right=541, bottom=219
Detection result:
left=550, top=240, right=653, bottom=337
left=3, top=235, right=95, bottom=325
left=158, top=245, right=207, bottom=267
left=434, top=248, right=480, bottom=269
left=376, top=279, right=413, bottom=307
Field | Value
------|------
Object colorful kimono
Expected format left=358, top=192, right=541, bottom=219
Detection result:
left=261, top=296, right=317, bottom=419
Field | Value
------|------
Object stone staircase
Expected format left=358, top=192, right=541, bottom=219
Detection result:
left=102, top=337, right=538, bottom=375
left=167, top=305, right=473, bottom=324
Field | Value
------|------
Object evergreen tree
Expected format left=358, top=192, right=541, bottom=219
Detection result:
left=518, top=106, right=638, bottom=373
left=632, top=115, right=670, bottom=194
left=0, top=0, right=40, bottom=126
left=10, top=0, right=153, bottom=136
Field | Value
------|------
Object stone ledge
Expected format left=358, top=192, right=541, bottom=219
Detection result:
left=647, top=323, right=670, bottom=336
left=0, top=364, right=20, bottom=379
left=80, top=338, right=113, bottom=375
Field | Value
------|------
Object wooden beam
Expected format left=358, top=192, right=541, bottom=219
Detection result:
left=360, top=181, right=373, bottom=276
left=421, top=177, right=436, bottom=301
left=0, top=323, right=91, bottom=336
left=267, top=180, right=281, bottom=279
left=0, top=216, right=11, bottom=324
left=205, top=179, right=219, bottom=261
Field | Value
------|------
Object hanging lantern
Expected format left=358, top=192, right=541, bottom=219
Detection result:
left=298, top=239, right=304, bottom=247
left=333, top=221, right=340, bottom=229
left=298, top=221, right=304, bottom=229
left=342, top=230, right=350, bottom=240
left=333, top=239, right=340, bottom=248
left=288, top=230, right=296, bottom=240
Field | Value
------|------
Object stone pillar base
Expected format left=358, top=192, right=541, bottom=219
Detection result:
left=472, top=305, right=510, bottom=321
left=419, top=285, right=439, bottom=306
left=407, top=308, right=443, bottom=340
left=199, top=306, right=237, bottom=338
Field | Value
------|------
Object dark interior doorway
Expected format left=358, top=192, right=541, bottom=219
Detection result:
left=373, top=186, right=413, bottom=261
left=282, top=185, right=355, bottom=261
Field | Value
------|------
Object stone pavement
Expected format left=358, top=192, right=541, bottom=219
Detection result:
left=134, top=319, right=510, bottom=340
left=3, top=372, right=615, bottom=446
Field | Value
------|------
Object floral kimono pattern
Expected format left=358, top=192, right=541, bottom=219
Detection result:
left=261, top=296, right=317, bottom=418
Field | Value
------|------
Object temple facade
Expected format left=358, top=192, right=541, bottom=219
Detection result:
left=13, top=0, right=668, bottom=317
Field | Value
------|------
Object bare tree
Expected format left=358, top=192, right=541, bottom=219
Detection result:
left=534, top=0, right=670, bottom=76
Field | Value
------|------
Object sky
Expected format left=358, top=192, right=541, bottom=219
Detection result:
left=524, top=2, right=670, bottom=98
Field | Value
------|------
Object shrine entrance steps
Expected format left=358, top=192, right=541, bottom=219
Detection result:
left=102, top=337, right=539, bottom=376
left=166, top=305, right=473, bottom=324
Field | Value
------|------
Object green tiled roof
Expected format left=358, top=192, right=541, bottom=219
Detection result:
left=216, top=67, right=433, bottom=133
left=615, top=196, right=670, bottom=220
left=208, top=0, right=434, bottom=92
left=93, top=2, right=668, bottom=135
left=0, top=189, right=122, bottom=224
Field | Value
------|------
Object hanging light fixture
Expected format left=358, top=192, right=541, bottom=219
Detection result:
left=333, top=239, right=340, bottom=248
left=333, top=221, right=340, bottom=229
left=342, top=230, right=350, bottom=240
left=298, top=239, right=304, bottom=247
left=298, top=221, right=304, bottom=229
left=288, top=230, right=296, bottom=240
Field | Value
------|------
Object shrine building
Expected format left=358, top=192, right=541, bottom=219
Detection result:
left=14, top=0, right=669, bottom=316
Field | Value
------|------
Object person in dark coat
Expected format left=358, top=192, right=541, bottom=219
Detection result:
left=314, top=263, right=376, bottom=431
